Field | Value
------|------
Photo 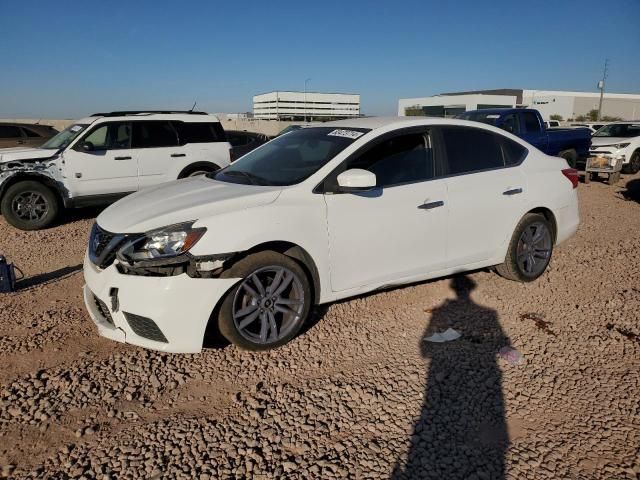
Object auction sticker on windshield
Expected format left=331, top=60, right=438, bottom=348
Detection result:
left=327, top=129, right=365, bottom=139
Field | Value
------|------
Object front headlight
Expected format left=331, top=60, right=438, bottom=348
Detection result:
left=118, top=222, right=206, bottom=263
left=614, top=143, right=630, bottom=149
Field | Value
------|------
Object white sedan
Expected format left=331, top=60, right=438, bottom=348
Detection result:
left=83, top=117, right=580, bottom=352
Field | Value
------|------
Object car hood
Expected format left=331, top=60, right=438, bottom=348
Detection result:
left=97, top=176, right=283, bottom=233
left=590, top=137, right=630, bottom=147
left=0, top=147, right=56, bottom=163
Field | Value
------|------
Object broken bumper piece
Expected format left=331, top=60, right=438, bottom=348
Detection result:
left=83, top=251, right=240, bottom=353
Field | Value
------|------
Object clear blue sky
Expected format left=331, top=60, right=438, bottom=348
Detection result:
left=1, top=0, right=639, bottom=118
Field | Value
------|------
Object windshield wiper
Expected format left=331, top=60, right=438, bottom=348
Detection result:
left=223, top=170, right=271, bottom=186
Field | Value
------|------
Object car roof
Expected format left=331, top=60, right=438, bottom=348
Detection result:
left=321, top=116, right=504, bottom=131
left=75, top=112, right=221, bottom=125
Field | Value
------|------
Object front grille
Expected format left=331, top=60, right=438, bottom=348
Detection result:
left=88, top=223, right=130, bottom=269
left=93, top=294, right=114, bottom=325
left=124, top=312, right=168, bottom=343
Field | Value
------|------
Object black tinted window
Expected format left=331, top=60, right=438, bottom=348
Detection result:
left=22, top=128, right=41, bottom=138
left=0, top=126, right=22, bottom=138
left=132, top=121, right=178, bottom=148
left=441, top=127, right=504, bottom=175
left=227, top=132, right=253, bottom=146
left=522, top=112, right=541, bottom=133
left=502, top=137, right=527, bottom=166
left=348, top=132, right=433, bottom=187
left=174, top=122, right=223, bottom=144
left=502, top=114, right=520, bottom=134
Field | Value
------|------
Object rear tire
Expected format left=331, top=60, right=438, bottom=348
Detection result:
left=621, top=151, right=640, bottom=174
left=559, top=149, right=577, bottom=168
left=0, top=180, right=59, bottom=230
left=217, top=251, right=312, bottom=351
left=496, top=213, right=554, bottom=282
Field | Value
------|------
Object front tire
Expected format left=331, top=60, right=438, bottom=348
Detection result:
left=496, top=213, right=554, bottom=282
left=0, top=180, right=59, bottom=230
left=218, top=251, right=312, bottom=350
left=622, top=151, right=640, bottom=174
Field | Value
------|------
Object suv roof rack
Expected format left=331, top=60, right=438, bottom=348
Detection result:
left=90, top=110, right=208, bottom=117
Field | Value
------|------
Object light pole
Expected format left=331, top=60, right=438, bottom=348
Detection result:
left=597, top=59, right=609, bottom=121
left=304, top=78, right=311, bottom=123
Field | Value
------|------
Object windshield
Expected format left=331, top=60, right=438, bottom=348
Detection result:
left=457, top=112, right=501, bottom=126
left=40, top=124, right=88, bottom=150
left=212, top=127, right=370, bottom=186
left=593, top=123, right=640, bottom=138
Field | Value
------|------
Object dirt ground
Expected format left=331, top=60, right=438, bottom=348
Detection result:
left=0, top=174, right=639, bottom=479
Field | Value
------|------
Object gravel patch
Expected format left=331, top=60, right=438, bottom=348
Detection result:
left=0, top=174, right=639, bottom=479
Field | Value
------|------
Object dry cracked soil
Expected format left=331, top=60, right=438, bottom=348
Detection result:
left=0, top=174, right=639, bottom=479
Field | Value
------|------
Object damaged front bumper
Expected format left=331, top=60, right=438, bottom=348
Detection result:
left=83, top=251, right=241, bottom=353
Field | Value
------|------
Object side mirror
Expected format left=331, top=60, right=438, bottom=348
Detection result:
left=82, top=141, right=94, bottom=152
left=336, top=168, right=377, bottom=192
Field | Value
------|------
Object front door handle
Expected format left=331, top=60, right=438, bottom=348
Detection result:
left=170, top=153, right=186, bottom=158
left=114, top=156, right=132, bottom=160
left=503, top=188, right=523, bottom=196
left=418, top=200, right=444, bottom=210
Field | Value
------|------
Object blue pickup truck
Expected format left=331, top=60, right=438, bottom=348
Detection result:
left=458, top=108, right=591, bottom=167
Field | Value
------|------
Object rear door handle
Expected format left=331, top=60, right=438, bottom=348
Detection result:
left=114, top=156, right=132, bottom=160
left=171, top=153, right=186, bottom=158
left=503, top=188, right=523, bottom=196
left=418, top=200, right=444, bottom=210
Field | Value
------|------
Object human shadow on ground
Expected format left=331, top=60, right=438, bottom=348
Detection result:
left=620, top=178, right=640, bottom=203
left=392, top=276, right=511, bottom=480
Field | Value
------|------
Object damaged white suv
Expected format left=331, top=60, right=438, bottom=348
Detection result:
left=0, top=111, right=231, bottom=230
left=84, top=117, right=580, bottom=353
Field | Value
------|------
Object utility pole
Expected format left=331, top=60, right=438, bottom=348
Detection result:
left=597, top=59, right=609, bottom=121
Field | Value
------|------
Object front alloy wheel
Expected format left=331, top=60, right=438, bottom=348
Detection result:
left=232, top=266, right=306, bottom=345
left=217, top=251, right=312, bottom=350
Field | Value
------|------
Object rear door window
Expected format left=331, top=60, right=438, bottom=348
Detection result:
left=521, top=112, right=541, bottom=133
left=132, top=121, right=179, bottom=148
left=440, top=127, right=506, bottom=175
left=502, top=114, right=520, bottom=135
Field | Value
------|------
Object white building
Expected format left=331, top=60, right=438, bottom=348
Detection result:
left=253, top=91, right=360, bottom=121
left=398, top=89, right=640, bottom=121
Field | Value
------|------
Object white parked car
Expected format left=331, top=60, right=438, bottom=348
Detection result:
left=83, top=117, right=580, bottom=352
left=570, top=122, right=607, bottom=134
left=544, top=120, right=561, bottom=128
left=589, top=122, right=640, bottom=174
left=0, top=111, right=231, bottom=230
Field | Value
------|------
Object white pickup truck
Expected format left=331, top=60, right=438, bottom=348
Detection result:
left=0, top=111, right=232, bottom=230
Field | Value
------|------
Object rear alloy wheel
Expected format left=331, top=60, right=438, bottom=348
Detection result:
left=1, top=180, right=59, bottom=230
left=496, top=213, right=553, bottom=282
left=218, top=251, right=312, bottom=350
left=622, top=151, right=640, bottom=174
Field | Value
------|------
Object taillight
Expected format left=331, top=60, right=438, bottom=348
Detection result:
left=229, top=148, right=237, bottom=162
left=562, top=168, right=579, bottom=189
